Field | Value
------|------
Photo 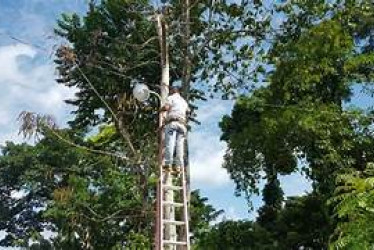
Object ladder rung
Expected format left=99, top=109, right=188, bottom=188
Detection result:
left=163, top=201, right=184, bottom=207
left=163, top=185, right=183, bottom=191
left=163, top=220, right=186, bottom=225
left=163, top=240, right=187, bottom=245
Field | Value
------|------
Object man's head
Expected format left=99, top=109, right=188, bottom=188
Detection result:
left=170, top=86, right=181, bottom=95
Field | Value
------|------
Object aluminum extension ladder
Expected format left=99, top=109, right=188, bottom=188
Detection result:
left=157, top=167, right=190, bottom=250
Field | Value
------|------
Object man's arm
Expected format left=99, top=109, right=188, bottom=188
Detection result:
left=160, top=104, right=171, bottom=112
left=160, top=96, right=171, bottom=112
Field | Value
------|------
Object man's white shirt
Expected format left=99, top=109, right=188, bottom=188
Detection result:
left=165, top=93, right=189, bottom=121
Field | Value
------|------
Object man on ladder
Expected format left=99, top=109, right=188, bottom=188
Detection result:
left=161, top=86, right=189, bottom=174
left=159, top=85, right=190, bottom=249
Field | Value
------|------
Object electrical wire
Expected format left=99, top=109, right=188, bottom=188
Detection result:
left=0, top=31, right=141, bottom=160
left=2, top=23, right=374, bottom=119
left=0, top=31, right=49, bottom=52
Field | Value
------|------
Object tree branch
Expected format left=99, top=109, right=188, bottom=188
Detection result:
left=75, top=64, right=138, bottom=158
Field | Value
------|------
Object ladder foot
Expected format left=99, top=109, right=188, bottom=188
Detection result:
left=159, top=164, right=190, bottom=249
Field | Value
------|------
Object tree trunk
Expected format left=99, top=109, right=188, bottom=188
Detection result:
left=181, top=0, right=191, bottom=100
left=181, top=1, right=192, bottom=247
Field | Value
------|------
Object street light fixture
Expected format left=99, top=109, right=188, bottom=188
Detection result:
left=132, top=83, right=151, bottom=102
left=133, top=83, right=162, bottom=104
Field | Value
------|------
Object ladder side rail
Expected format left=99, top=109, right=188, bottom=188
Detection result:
left=157, top=111, right=166, bottom=250
left=182, top=167, right=191, bottom=250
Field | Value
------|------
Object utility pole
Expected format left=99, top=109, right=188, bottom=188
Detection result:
left=154, top=3, right=191, bottom=249
left=181, top=0, right=192, bottom=245
left=182, top=0, right=191, bottom=98
left=155, top=10, right=175, bottom=250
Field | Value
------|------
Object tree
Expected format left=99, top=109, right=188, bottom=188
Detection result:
left=0, top=131, right=223, bottom=248
left=4, top=0, right=374, bottom=248
left=329, top=163, right=374, bottom=249
left=276, top=194, right=332, bottom=249
left=194, top=220, right=274, bottom=250
left=55, top=0, right=161, bottom=159
left=0, top=129, right=151, bottom=249
left=193, top=193, right=333, bottom=250
left=2, top=0, right=243, bottom=247
left=189, top=190, right=223, bottom=243
left=219, top=2, right=374, bottom=249
left=220, top=2, right=374, bottom=199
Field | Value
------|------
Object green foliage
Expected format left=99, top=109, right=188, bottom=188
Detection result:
left=189, top=190, right=223, bottom=241
left=2, top=0, right=238, bottom=247
left=55, top=0, right=160, bottom=160
left=220, top=12, right=374, bottom=202
left=219, top=2, right=374, bottom=249
left=194, top=194, right=331, bottom=250
left=3, top=0, right=374, bottom=249
left=0, top=142, right=45, bottom=247
left=87, top=125, right=116, bottom=145
left=271, top=20, right=354, bottom=105
left=45, top=172, right=150, bottom=249
left=0, top=131, right=151, bottom=248
left=329, top=164, right=374, bottom=249
left=257, top=174, right=284, bottom=231
left=0, top=134, right=223, bottom=248
left=276, top=194, right=332, bottom=249
left=194, top=220, right=274, bottom=250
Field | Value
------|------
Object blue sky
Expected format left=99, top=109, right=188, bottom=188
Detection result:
left=0, top=1, right=313, bottom=240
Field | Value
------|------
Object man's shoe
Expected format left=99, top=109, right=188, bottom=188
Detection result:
left=163, top=165, right=172, bottom=173
left=173, top=165, right=182, bottom=177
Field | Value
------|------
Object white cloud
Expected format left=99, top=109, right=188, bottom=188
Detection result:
left=189, top=100, right=233, bottom=187
left=189, top=137, right=230, bottom=187
left=196, top=100, right=231, bottom=123
left=225, top=206, right=239, bottom=220
left=0, top=44, right=36, bottom=83
left=0, top=43, right=75, bottom=146
left=0, top=110, right=12, bottom=127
